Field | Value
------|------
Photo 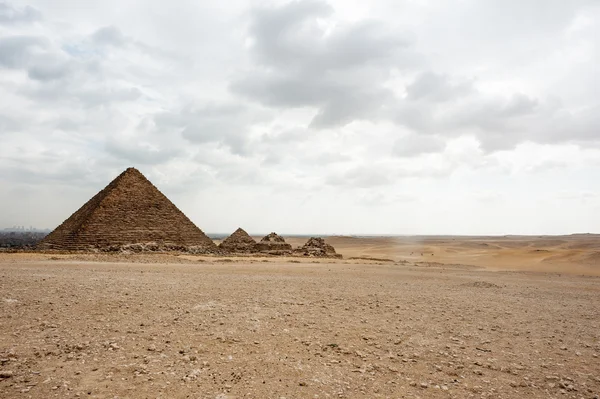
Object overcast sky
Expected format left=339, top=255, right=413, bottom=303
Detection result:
left=1, top=0, right=599, bottom=235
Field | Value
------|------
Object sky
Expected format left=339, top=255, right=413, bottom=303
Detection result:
left=0, top=0, right=599, bottom=235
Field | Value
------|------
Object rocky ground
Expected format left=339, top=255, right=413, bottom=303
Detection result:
left=0, top=253, right=599, bottom=398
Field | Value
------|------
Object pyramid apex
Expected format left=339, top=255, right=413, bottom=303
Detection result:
left=117, top=167, right=148, bottom=181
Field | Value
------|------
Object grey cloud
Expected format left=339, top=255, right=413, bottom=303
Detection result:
left=0, top=149, right=99, bottom=186
left=326, top=166, right=391, bottom=188
left=248, top=0, right=333, bottom=68
left=449, top=94, right=540, bottom=132
left=310, top=87, right=393, bottom=128
left=498, top=94, right=539, bottom=118
left=261, top=153, right=283, bottom=166
left=105, top=139, right=182, bottom=165
left=0, top=29, right=144, bottom=108
left=260, top=127, right=310, bottom=144
left=326, top=156, right=462, bottom=188
left=0, top=35, right=47, bottom=68
left=461, top=0, right=595, bottom=41
left=91, top=26, right=127, bottom=47
left=23, top=83, right=142, bottom=107
left=233, top=74, right=326, bottom=108
left=406, top=72, right=473, bottom=102
left=397, top=76, right=539, bottom=136
left=27, top=57, right=70, bottom=81
left=310, top=152, right=352, bottom=165
left=393, top=134, right=446, bottom=157
left=154, top=104, right=255, bottom=155
left=80, top=87, right=142, bottom=107
left=344, top=168, right=391, bottom=188
left=0, top=113, right=21, bottom=132
left=0, top=36, right=75, bottom=83
left=395, top=71, right=600, bottom=152
left=0, top=2, right=41, bottom=25
left=214, top=163, right=264, bottom=186
left=250, top=0, right=407, bottom=71
left=233, top=0, right=414, bottom=128
left=526, top=159, right=569, bottom=173
left=537, top=105, right=600, bottom=145
left=447, top=94, right=596, bottom=151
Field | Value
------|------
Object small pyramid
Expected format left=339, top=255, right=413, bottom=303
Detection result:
left=38, top=167, right=218, bottom=253
left=219, top=227, right=257, bottom=253
left=255, top=232, right=292, bottom=253
left=294, top=237, right=341, bottom=258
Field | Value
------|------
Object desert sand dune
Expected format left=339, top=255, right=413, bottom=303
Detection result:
left=310, top=235, right=600, bottom=276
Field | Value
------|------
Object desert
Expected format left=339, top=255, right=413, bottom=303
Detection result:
left=1, top=1, right=599, bottom=398
left=1, top=235, right=599, bottom=399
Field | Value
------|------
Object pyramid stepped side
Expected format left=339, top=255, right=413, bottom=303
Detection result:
left=38, top=168, right=217, bottom=252
left=38, top=170, right=125, bottom=250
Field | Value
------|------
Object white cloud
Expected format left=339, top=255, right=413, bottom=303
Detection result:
left=0, top=0, right=598, bottom=234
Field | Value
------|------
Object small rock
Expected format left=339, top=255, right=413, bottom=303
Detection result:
left=0, top=371, right=13, bottom=378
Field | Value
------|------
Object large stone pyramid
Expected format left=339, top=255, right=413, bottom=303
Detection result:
left=219, top=227, right=257, bottom=253
left=38, top=167, right=218, bottom=253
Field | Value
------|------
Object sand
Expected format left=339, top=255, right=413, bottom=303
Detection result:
left=1, top=235, right=599, bottom=398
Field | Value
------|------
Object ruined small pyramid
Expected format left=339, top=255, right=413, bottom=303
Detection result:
left=38, top=167, right=218, bottom=253
left=255, top=232, right=292, bottom=253
left=219, top=227, right=257, bottom=253
left=294, top=237, right=341, bottom=258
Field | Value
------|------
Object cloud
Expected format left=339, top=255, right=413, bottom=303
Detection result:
left=233, top=0, right=599, bottom=153
left=327, top=166, right=392, bottom=188
left=395, top=76, right=600, bottom=152
left=0, top=0, right=599, bottom=234
left=0, top=112, right=21, bottom=132
left=0, top=2, right=41, bottom=25
left=153, top=103, right=257, bottom=155
left=393, top=134, right=446, bottom=157
left=105, top=136, right=183, bottom=165
left=27, top=59, right=70, bottom=81
left=0, top=35, right=48, bottom=68
left=232, top=0, right=415, bottom=128
left=91, top=26, right=127, bottom=47
left=405, top=71, right=473, bottom=102
left=357, top=191, right=416, bottom=206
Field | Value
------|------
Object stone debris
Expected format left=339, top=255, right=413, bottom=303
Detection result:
left=255, top=232, right=292, bottom=255
left=294, top=237, right=342, bottom=258
left=461, top=281, right=502, bottom=289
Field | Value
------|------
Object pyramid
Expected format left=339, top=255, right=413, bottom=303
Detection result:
left=37, top=167, right=218, bottom=253
left=255, top=232, right=292, bottom=254
left=294, top=237, right=341, bottom=258
left=219, top=227, right=257, bottom=253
